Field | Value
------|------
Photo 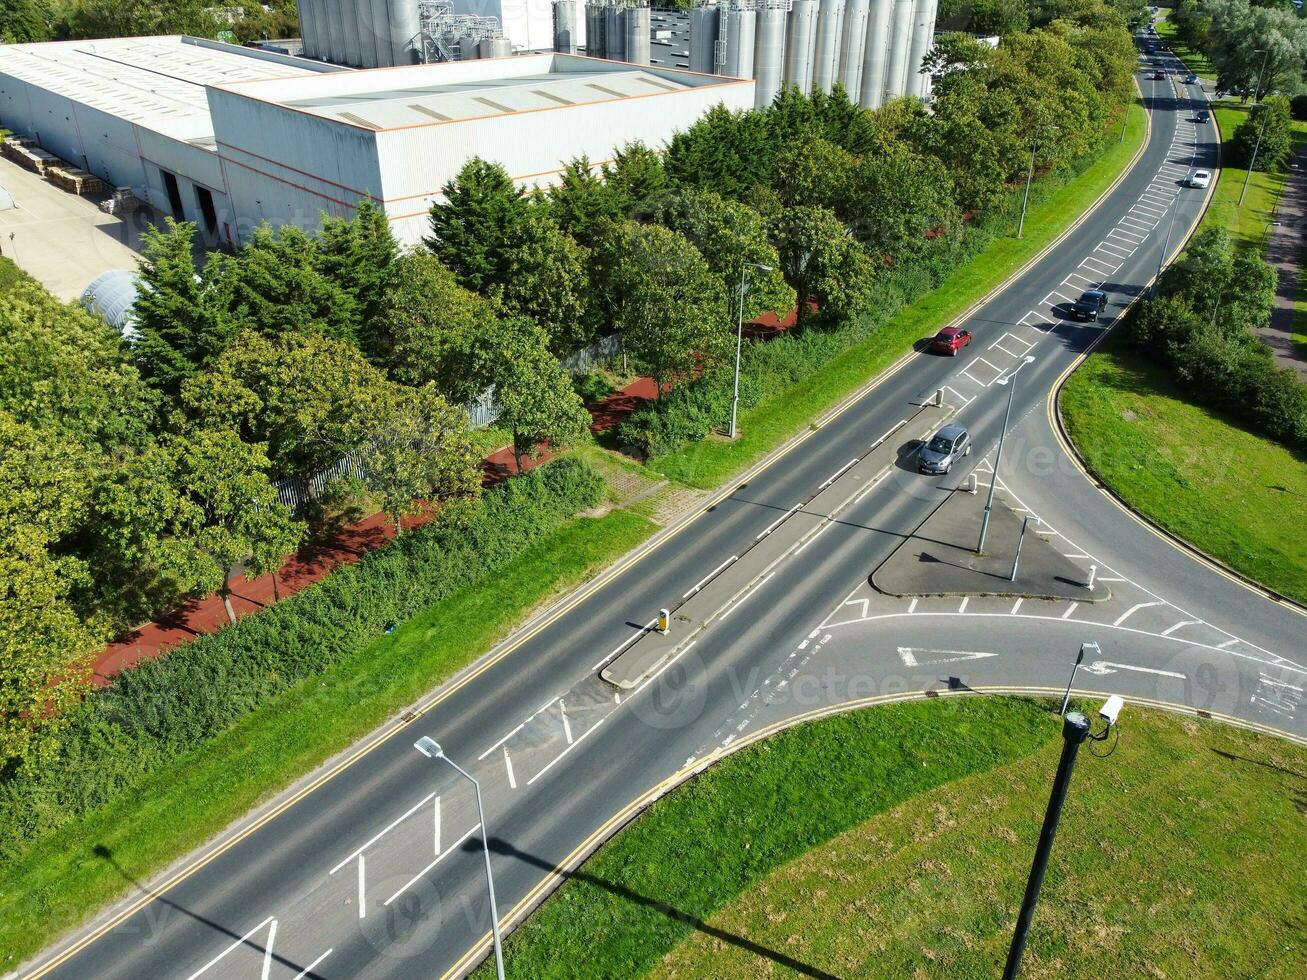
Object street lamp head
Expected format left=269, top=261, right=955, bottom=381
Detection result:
left=413, top=736, right=444, bottom=759
left=1023, top=355, right=1036, bottom=365
left=756, top=263, right=773, bottom=272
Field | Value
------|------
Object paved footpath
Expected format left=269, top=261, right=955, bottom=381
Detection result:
left=1261, top=147, right=1307, bottom=374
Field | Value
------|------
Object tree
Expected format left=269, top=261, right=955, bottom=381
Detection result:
left=226, top=224, right=358, bottom=342
left=372, top=252, right=500, bottom=402
left=179, top=331, right=393, bottom=488
left=108, top=428, right=305, bottom=623
left=1206, top=0, right=1307, bottom=99
left=659, top=188, right=795, bottom=322
left=0, top=0, right=54, bottom=41
left=843, top=146, right=959, bottom=259
left=493, top=205, right=594, bottom=355
left=547, top=155, right=626, bottom=247
left=968, top=0, right=1030, bottom=35
left=603, top=141, right=670, bottom=220
left=358, top=384, right=482, bottom=533
left=769, top=207, right=878, bottom=325
left=318, top=199, right=400, bottom=350
left=425, top=158, right=528, bottom=293
left=610, top=224, right=730, bottom=397
left=485, top=319, right=593, bottom=472
left=133, top=218, right=237, bottom=396
left=772, top=136, right=857, bottom=211
left=1229, top=96, right=1294, bottom=171
left=663, top=103, right=773, bottom=199
left=0, top=278, right=156, bottom=455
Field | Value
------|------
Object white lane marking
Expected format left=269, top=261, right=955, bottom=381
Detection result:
left=357, top=854, right=366, bottom=919
left=434, top=795, right=441, bottom=855
left=383, top=824, right=481, bottom=907
left=1161, top=619, right=1201, bottom=637
left=329, top=793, right=436, bottom=873
left=1133, top=201, right=1168, bottom=216
left=908, top=597, right=918, bottom=613
left=503, top=747, right=517, bottom=789
left=1114, top=601, right=1163, bottom=626
left=185, top=916, right=276, bottom=980
left=529, top=640, right=698, bottom=785
left=590, top=617, right=657, bottom=671
left=560, top=699, right=574, bottom=745
left=718, top=571, right=777, bottom=620
left=820, top=458, right=859, bottom=489
left=756, top=505, right=801, bottom=540
left=1082, top=660, right=1185, bottom=679
left=793, top=518, right=834, bottom=557
left=898, top=647, right=999, bottom=667
left=871, top=419, right=907, bottom=448
left=1061, top=603, right=1078, bottom=620
left=845, top=597, right=869, bottom=618
left=1081, top=256, right=1119, bottom=274
left=958, top=596, right=969, bottom=613
left=1109, top=227, right=1146, bottom=243
left=1011, top=598, right=1023, bottom=615
left=1098, top=576, right=1126, bottom=583
left=1217, top=638, right=1241, bottom=649
left=1121, top=216, right=1155, bottom=231
left=1097, top=241, right=1133, bottom=258
left=684, top=555, right=739, bottom=597
left=261, top=920, right=277, bottom=980
left=291, top=950, right=333, bottom=980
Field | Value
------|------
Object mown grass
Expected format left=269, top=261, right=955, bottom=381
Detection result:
left=487, top=698, right=1306, bottom=978
left=0, top=507, right=655, bottom=971
left=651, top=705, right=1306, bottom=978
left=1201, top=101, right=1298, bottom=250
left=483, top=697, right=1060, bottom=978
left=1061, top=343, right=1307, bottom=604
left=650, top=100, right=1149, bottom=489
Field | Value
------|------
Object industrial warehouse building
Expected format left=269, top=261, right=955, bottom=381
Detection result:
left=0, top=34, right=752, bottom=247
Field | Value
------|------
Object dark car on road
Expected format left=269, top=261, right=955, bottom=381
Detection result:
left=1150, top=69, right=1167, bottom=80
left=929, top=326, right=973, bottom=356
left=918, top=424, right=971, bottom=475
left=1195, top=108, right=1210, bottom=122
left=1185, top=73, right=1198, bottom=84
left=1071, top=289, right=1108, bottom=321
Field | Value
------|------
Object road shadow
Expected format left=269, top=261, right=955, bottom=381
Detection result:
left=1210, top=748, right=1305, bottom=781
left=89, top=845, right=325, bottom=978
left=486, top=838, right=841, bottom=979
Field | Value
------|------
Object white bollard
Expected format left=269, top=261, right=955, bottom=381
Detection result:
left=931, top=388, right=943, bottom=407
left=966, top=473, right=978, bottom=495
left=1086, top=564, right=1097, bottom=591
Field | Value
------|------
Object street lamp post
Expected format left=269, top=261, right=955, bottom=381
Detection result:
left=729, top=261, right=773, bottom=440
left=1003, top=696, right=1123, bottom=979
left=1017, top=127, right=1059, bottom=239
left=1155, top=184, right=1185, bottom=292
left=977, top=355, right=1035, bottom=554
left=414, top=737, right=505, bottom=980
left=1238, top=108, right=1270, bottom=207
left=1252, top=47, right=1269, bottom=104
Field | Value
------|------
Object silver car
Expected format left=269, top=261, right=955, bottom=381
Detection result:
left=918, top=424, right=971, bottom=474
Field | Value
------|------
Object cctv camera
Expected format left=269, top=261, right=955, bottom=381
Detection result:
left=1099, top=695, right=1124, bottom=727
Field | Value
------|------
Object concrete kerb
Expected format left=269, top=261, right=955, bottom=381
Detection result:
left=442, top=684, right=1307, bottom=979
left=18, top=90, right=1158, bottom=980
left=1049, top=68, right=1307, bottom=620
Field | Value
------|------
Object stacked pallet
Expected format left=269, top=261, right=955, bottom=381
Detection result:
left=47, top=164, right=105, bottom=196
left=1, top=138, right=58, bottom=176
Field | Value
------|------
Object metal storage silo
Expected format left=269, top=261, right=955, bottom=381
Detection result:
left=554, top=0, right=579, bottom=53
left=586, top=2, right=607, bottom=56
left=811, top=0, right=843, bottom=92
left=482, top=35, right=513, bottom=58
left=297, top=0, right=318, bottom=58
left=784, top=0, right=818, bottom=94
left=905, top=0, right=936, bottom=97
left=883, top=0, right=915, bottom=99
left=625, top=5, right=651, bottom=65
left=605, top=3, right=626, bottom=60
left=388, top=0, right=421, bottom=65
left=355, top=0, right=380, bottom=67
left=689, top=3, right=719, bottom=74
left=837, top=0, right=868, bottom=96
left=858, top=0, right=891, bottom=107
left=753, top=0, right=786, bottom=106
left=720, top=2, right=757, bottom=79
left=369, top=0, right=394, bottom=67
left=323, top=0, right=347, bottom=64
left=340, top=0, right=363, bottom=64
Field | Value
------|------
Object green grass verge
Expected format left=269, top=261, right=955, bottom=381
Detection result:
left=651, top=705, right=1305, bottom=978
left=0, top=507, right=655, bottom=970
left=649, top=101, right=1149, bottom=489
left=485, top=697, right=1060, bottom=978
left=1060, top=342, right=1307, bottom=604
left=1294, top=254, right=1307, bottom=356
left=1201, top=102, right=1300, bottom=251
left=487, top=697, right=1306, bottom=977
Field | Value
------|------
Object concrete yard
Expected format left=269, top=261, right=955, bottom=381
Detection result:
left=0, top=155, right=151, bottom=300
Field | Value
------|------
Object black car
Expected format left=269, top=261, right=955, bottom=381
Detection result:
left=1071, top=289, right=1108, bottom=321
left=1150, top=69, right=1167, bottom=80
left=1195, top=108, right=1210, bottom=123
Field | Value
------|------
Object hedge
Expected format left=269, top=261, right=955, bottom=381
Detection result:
left=0, top=457, right=605, bottom=857
left=616, top=137, right=1113, bottom=459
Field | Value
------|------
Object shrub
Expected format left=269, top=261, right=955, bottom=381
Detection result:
left=1228, top=97, right=1293, bottom=173
left=1291, top=93, right=1307, bottom=122
left=0, top=457, right=605, bottom=856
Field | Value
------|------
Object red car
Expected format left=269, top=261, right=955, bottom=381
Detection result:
left=930, top=327, right=973, bottom=356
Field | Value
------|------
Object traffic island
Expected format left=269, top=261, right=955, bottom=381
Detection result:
left=872, top=483, right=1109, bottom=601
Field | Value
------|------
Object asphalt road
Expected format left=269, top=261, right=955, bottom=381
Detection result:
left=25, top=50, right=1305, bottom=980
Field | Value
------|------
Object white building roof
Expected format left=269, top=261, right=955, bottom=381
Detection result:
left=279, top=69, right=695, bottom=130
left=0, top=36, right=331, bottom=143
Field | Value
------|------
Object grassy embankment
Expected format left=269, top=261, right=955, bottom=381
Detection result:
left=485, top=699, right=1306, bottom=978
left=1, top=99, right=1150, bottom=969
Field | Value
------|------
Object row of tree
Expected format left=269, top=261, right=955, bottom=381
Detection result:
left=0, top=0, right=299, bottom=45
left=1171, top=0, right=1307, bottom=100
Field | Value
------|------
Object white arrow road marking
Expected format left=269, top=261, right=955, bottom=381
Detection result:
left=897, top=648, right=1000, bottom=668
left=1081, top=661, right=1185, bottom=679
